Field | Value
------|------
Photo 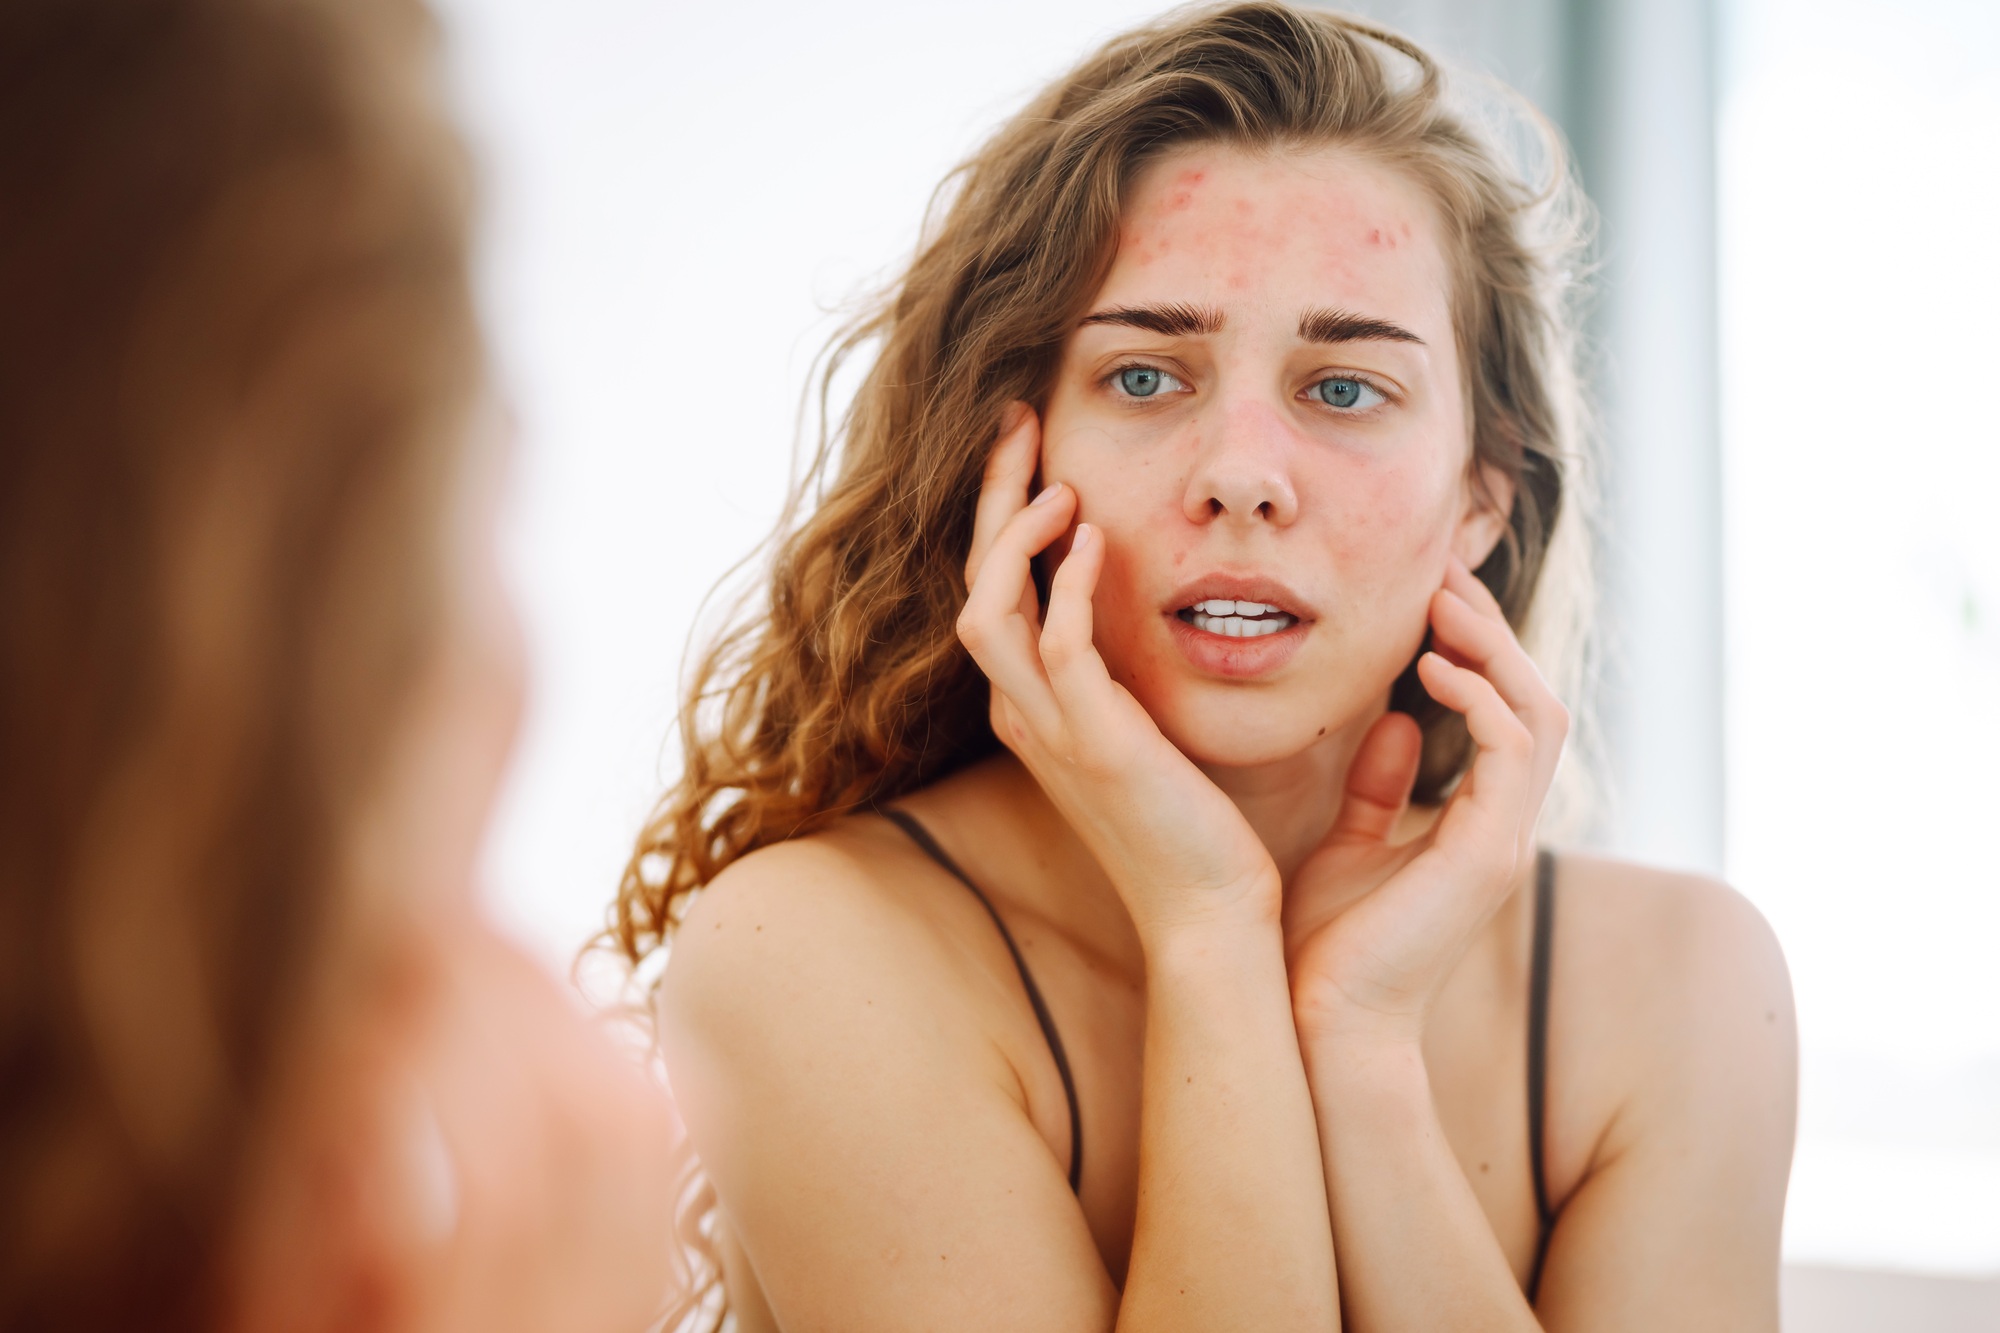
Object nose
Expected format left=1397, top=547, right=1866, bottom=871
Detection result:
left=1180, top=396, right=1300, bottom=528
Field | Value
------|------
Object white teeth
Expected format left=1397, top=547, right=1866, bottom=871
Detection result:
left=1188, top=612, right=1296, bottom=638
left=1193, top=598, right=1282, bottom=617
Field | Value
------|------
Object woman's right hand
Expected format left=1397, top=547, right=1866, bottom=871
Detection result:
left=956, top=405, right=1279, bottom=946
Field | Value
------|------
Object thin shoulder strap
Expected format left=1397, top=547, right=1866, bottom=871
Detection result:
left=878, top=807, right=1084, bottom=1195
left=1525, top=846, right=1558, bottom=1302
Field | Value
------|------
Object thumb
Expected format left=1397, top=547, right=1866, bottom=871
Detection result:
left=1323, top=711, right=1423, bottom=847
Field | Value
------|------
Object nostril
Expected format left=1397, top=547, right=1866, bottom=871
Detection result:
left=1207, top=497, right=1225, bottom=517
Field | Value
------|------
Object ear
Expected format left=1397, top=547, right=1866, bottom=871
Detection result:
left=1451, top=459, right=1515, bottom=570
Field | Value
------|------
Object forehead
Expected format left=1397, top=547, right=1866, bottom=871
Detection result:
left=1098, top=143, right=1454, bottom=336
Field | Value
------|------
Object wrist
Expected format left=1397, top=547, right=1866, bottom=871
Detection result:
left=1125, top=867, right=1284, bottom=958
left=1297, top=1026, right=1430, bottom=1099
left=1140, top=908, right=1286, bottom=983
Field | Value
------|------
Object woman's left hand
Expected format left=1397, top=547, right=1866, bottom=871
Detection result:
left=1283, top=556, right=1569, bottom=1048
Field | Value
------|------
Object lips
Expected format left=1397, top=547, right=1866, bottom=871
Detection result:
left=1162, top=575, right=1315, bottom=678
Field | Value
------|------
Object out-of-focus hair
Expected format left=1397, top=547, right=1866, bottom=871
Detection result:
left=612, top=4, right=1594, bottom=1320
left=0, top=0, right=478, bottom=1326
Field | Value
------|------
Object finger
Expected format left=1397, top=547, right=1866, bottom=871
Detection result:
left=1036, top=523, right=1125, bottom=735
left=957, top=482, right=1077, bottom=730
left=1427, top=588, right=1568, bottom=837
left=1444, top=553, right=1508, bottom=624
left=964, top=404, right=1038, bottom=589
left=1324, top=710, right=1423, bottom=845
left=1428, top=589, right=1566, bottom=737
left=1417, top=651, right=1532, bottom=843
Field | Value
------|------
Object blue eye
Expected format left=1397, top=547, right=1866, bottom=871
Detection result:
left=1314, top=377, right=1385, bottom=410
left=1113, top=365, right=1187, bottom=399
left=1119, top=366, right=1165, bottom=397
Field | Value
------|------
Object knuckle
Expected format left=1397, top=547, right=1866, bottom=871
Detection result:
left=955, top=611, right=986, bottom=652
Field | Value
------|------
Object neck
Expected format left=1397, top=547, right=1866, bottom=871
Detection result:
left=1198, top=709, right=1378, bottom=882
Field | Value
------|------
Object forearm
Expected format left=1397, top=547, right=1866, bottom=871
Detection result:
left=1118, top=923, right=1337, bottom=1333
left=1304, top=1037, right=1538, bottom=1333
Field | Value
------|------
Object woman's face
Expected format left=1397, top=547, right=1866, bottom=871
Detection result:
left=1039, top=143, right=1508, bottom=770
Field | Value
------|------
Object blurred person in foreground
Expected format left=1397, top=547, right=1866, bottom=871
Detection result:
left=0, top=0, right=683, bottom=1329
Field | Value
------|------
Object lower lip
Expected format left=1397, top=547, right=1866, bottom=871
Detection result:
left=1165, top=614, right=1310, bottom=678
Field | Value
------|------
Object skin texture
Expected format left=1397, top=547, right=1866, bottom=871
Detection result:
left=663, top=145, right=1796, bottom=1332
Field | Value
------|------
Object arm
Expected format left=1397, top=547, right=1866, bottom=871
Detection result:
left=1303, top=880, right=1794, bottom=1332
left=1285, top=559, right=1556, bottom=1332
left=1286, top=562, right=1794, bottom=1331
left=1528, top=876, right=1796, bottom=1329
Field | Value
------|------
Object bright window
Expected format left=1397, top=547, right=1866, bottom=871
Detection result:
left=1720, top=0, right=2000, bottom=1275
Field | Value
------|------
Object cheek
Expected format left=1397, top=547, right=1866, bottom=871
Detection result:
left=1316, top=456, right=1459, bottom=583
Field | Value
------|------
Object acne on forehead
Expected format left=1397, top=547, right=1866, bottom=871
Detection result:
left=1109, top=147, right=1451, bottom=312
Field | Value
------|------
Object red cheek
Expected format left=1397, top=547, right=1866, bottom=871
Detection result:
left=1322, top=471, right=1442, bottom=571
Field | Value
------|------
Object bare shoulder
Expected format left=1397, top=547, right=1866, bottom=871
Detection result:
left=1552, top=852, right=1792, bottom=1030
left=1549, top=852, right=1796, bottom=1164
left=662, top=816, right=993, bottom=1033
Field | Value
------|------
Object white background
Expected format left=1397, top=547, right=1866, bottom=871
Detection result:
left=432, top=0, right=2000, bottom=1278
left=1720, top=0, right=2000, bottom=1275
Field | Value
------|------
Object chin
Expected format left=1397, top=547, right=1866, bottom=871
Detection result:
left=1147, top=696, right=1333, bottom=770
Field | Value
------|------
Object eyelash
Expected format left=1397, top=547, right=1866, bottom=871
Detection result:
left=1097, top=359, right=1398, bottom=411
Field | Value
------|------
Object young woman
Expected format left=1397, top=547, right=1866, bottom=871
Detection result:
left=0, top=0, right=685, bottom=1328
left=614, top=5, right=1796, bottom=1329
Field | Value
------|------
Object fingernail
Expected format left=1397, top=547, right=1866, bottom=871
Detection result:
left=1072, top=522, right=1094, bottom=547
left=1031, top=482, right=1063, bottom=506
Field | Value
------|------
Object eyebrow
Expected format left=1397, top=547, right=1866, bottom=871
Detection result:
left=1298, top=307, right=1425, bottom=346
left=1077, top=302, right=1425, bottom=347
left=1077, top=302, right=1224, bottom=337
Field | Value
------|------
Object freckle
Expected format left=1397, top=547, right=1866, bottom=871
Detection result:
left=1318, top=726, right=1327, bottom=736
left=755, top=924, right=762, bottom=932
left=1766, top=1011, right=1775, bottom=1023
left=1479, top=1161, right=1490, bottom=1173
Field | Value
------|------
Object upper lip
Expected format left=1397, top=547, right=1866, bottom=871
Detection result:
left=1163, top=573, right=1318, bottom=621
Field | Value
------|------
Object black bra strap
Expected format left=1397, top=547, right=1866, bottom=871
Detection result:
left=878, top=807, right=1084, bottom=1194
left=1525, top=847, right=1558, bottom=1302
